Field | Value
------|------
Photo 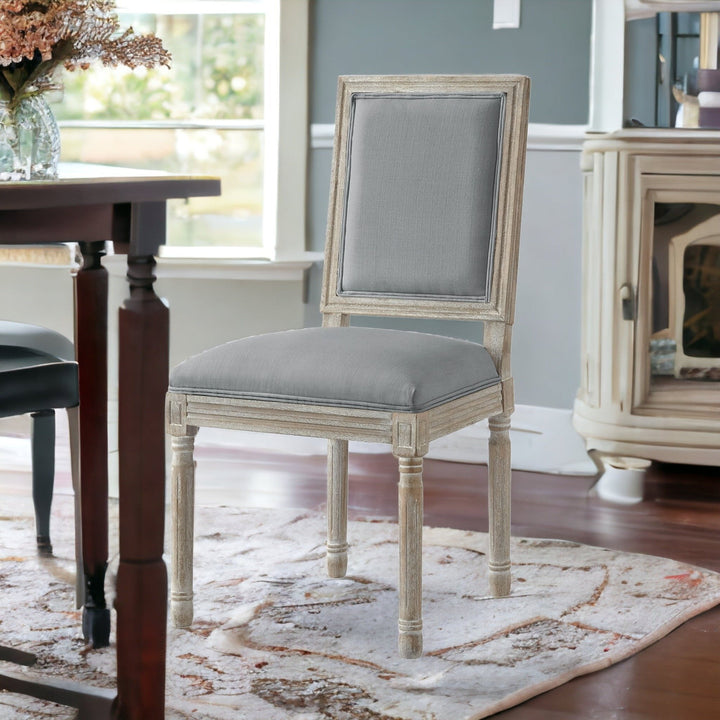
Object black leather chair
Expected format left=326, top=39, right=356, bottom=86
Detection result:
left=0, top=321, right=79, bottom=560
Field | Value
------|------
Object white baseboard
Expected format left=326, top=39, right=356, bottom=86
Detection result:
left=425, top=404, right=596, bottom=475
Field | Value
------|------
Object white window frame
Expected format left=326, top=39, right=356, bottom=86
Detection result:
left=67, top=0, right=310, bottom=265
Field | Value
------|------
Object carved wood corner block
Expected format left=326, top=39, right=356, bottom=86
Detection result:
left=392, top=414, right=429, bottom=458
left=501, top=378, right=515, bottom=415
left=166, top=393, right=192, bottom=436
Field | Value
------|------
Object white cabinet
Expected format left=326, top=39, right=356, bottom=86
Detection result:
left=573, top=129, right=720, bottom=465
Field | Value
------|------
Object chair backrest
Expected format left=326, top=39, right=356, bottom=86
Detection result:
left=321, top=75, right=529, bottom=325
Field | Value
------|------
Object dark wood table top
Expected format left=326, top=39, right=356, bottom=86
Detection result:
left=0, top=163, right=221, bottom=210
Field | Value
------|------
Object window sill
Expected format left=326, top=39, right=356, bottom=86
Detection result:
left=104, top=252, right=321, bottom=282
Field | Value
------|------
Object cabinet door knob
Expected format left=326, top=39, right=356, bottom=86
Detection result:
left=620, top=283, right=636, bottom=321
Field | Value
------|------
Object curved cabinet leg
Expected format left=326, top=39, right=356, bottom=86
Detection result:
left=326, top=439, right=349, bottom=578
left=488, top=413, right=512, bottom=597
left=31, top=409, right=55, bottom=555
left=170, top=427, right=198, bottom=628
left=396, top=455, right=423, bottom=659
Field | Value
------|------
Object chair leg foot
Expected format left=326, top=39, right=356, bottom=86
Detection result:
left=36, top=535, right=53, bottom=556
left=326, top=545, right=348, bottom=578
left=170, top=597, right=194, bottom=629
left=82, top=606, right=111, bottom=649
left=398, top=619, right=423, bottom=659
left=488, top=562, right=512, bottom=597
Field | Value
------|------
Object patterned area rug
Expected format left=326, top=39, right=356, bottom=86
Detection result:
left=3, top=493, right=720, bottom=719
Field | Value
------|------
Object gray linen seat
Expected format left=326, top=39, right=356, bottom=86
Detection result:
left=170, top=327, right=500, bottom=413
left=167, top=74, right=530, bottom=659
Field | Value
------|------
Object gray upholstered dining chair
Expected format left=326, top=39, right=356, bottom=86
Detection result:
left=0, top=321, right=82, bottom=600
left=167, top=74, right=530, bottom=658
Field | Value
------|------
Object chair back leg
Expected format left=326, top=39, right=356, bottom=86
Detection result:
left=396, top=454, right=424, bottom=659
left=326, top=439, right=349, bottom=578
left=31, top=410, right=56, bottom=555
left=66, top=405, right=84, bottom=608
left=488, top=413, right=512, bottom=597
left=170, top=426, right=199, bottom=628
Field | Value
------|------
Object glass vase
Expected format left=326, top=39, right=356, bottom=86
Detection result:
left=0, top=94, right=61, bottom=181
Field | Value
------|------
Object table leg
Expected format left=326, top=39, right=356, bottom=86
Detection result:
left=74, top=241, right=111, bottom=649
left=115, top=255, right=169, bottom=720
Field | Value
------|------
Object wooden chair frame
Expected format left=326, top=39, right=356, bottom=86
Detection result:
left=167, top=74, right=529, bottom=658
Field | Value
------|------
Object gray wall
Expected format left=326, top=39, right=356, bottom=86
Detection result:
left=624, top=18, right=657, bottom=127
left=304, top=0, right=591, bottom=409
left=309, top=0, right=593, bottom=126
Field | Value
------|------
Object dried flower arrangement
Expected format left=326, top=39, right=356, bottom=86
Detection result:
left=0, top=0, right=171, bottom=108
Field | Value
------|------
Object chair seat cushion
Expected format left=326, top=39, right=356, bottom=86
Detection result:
left=0, top=347, right=79, bottom=418
left=0, top=320, right=74, bottom=361
left=169, top=327, right=500, bottom=413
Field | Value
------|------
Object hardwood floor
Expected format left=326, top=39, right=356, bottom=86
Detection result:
left=192, top=444, right=720, bottom=719
left=3, top=426, right=720, bottom=718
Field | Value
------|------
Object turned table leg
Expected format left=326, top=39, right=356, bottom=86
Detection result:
left=74, top=240, right=110, bottom=648
left=115, top=255, right=169, bottom=720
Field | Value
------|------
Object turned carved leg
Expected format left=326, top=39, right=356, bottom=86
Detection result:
left=115, top=253, right=169, bottom=720
left=75, top=240, right=110, bottom=649
left=30, top=409, right=55, bottom=555
left=488, top=413, right=512, bottom=597
left=170, top=426, right=199, bottom=628
left=326, top=439, right=349, bottom=578
left=397, top=455, right=424, bottom=659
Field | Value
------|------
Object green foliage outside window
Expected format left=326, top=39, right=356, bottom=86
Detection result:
left=56, top=11, right=266, bottom=250
left=54, top=12, right=264, bottom=122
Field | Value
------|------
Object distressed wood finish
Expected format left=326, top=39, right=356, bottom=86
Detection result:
left=488, top=413, right=512, bottom=596
left=168, top=76, right=529, bottom=658
left=170, top=428, right=199, bottom=628
left=397, top=455, right=425, bottom=658
left=326, top=439, right=349, bottom=578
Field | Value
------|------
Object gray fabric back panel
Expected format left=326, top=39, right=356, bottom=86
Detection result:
left=339, top=93, right=504, bottom=300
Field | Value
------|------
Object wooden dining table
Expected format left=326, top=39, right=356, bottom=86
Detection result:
left=0, top=164, right=221, bottom=719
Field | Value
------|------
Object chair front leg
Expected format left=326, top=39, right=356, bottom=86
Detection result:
left=397, top=454, right=424, bottom=659
left=31, top=409, right=55, bottom=555
left=66, top=405, right=84, bottom=608
left=488, top=413, right=512, bottom=597
left=170, top=426, right=198, bottom=628
left=326, top=439, right=349, bottom=577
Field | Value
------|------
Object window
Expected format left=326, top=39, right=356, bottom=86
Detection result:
left=56, top=0, right=308, bottom=260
